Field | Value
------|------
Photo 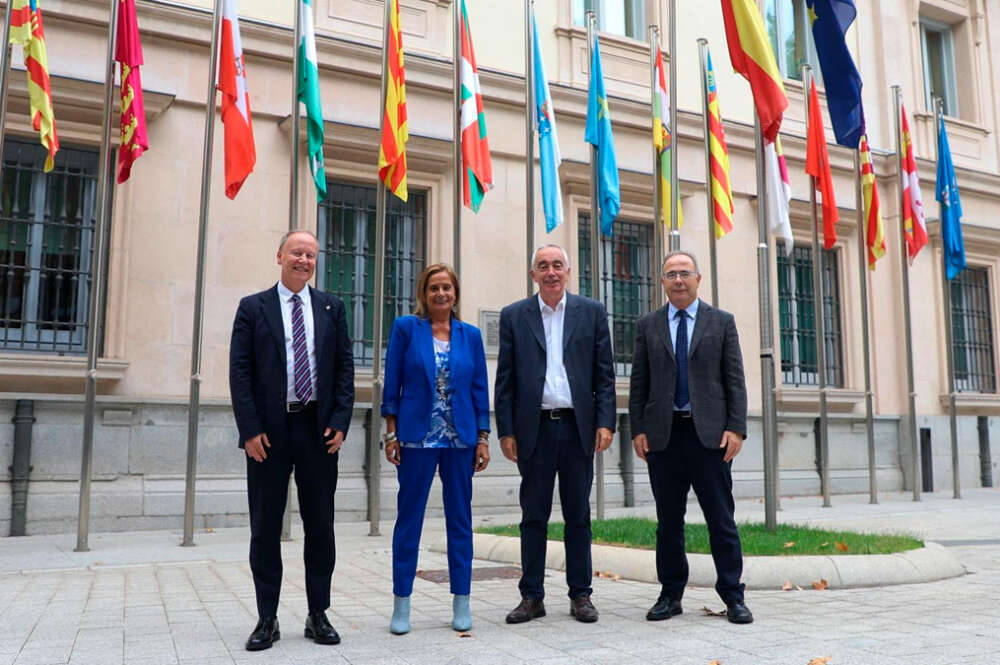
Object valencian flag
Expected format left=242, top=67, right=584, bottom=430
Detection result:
left=704, top=48, right=734, bottom=239
left=219, top=0, right=256, bottom=199
left=859, top=135, right=885, bottom=268
left=900, top=103, right=928, bottom=260
left=298, top=0, right=326, bottom=201
left=806, top=0, right=864, bottom=148
left=9, top=0, right=59, bottom=171
left=653, top=45, right=683, bottom=228
left=531, top=9, right=563, bottom=232
left=459, top=0, right=493, bottom=212
left=379, top=0, right=408, bottom=201
left=765, top=137, right=793, bottom=254
left=720, top=0, right=788, bottom=142
left=936, top=115, right=966, bottom=280
left=585, top=34, right=620, bottom=236
left=805, top=74, right=838, bottom=248
left=116, top=0, right=149, bottom=183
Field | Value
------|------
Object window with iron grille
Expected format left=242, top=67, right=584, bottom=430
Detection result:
left=317, top=182, right=426, bottom=367
left=578, top=214, right=654, bottom=376
left=1, top=138, right=101, bottom=354
left=950, top=267, right=996, bottom=393
left=777, top=243, right=843, bottom=387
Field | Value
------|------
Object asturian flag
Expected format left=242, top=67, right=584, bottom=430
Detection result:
left=9, top=0, right=59, bottom=171
left=459, top=0, right=493, bottom=212
left=219, top=0, right=256, bottom=199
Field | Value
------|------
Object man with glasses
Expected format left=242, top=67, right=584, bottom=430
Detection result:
left=628, top=250, right=753, bottom=624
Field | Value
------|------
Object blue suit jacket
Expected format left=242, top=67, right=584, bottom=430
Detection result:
left=381, top=315, right=491, bottom=445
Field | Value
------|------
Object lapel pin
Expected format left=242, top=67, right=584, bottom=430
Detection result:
left=325, top=305, right=330, bottom=310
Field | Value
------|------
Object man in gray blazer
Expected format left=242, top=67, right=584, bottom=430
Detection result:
left=629, top=250, right=753, bottom=624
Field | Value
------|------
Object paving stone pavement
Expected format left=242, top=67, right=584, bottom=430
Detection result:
left=1, top=488, right=999, bottom=665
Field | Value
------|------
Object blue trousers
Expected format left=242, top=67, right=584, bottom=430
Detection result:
left=392, top=446, right=475, bottom=597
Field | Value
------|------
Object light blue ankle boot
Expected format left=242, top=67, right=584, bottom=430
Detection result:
left=451, top=594, right=472, bottom=631
left=390, top=595, right=410, bottom=635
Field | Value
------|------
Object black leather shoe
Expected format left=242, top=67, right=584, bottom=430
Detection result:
left=726, top=601, right=754, bottom=624
left=305, top=612, right=341, bottom=644
left=569, top=596, right=599, bottom=623
left=646, top=596, right=683, bottom=621
left=505, top=597, right=546, bottom=624
left=245, top=617, right=280, bottom=651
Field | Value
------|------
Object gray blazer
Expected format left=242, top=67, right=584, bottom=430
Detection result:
left=628, top=300, right=747, bottom=451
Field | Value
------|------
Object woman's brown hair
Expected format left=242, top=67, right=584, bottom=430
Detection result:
left=414, top=263, right=461, bottom=319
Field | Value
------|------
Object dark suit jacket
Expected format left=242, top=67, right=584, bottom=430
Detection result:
left=229, top=284, right=355, bottom=448
left=494, top=292, right=616, bottom=460
left=628, top=300, right=747, bottom=451
left=381, top=314, right=491, bottom=445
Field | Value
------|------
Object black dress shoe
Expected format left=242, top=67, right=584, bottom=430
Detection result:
left=505, top=597, right=546, bottom=624
left=569, top=596, right=599, bottom=623
left=726, top=601, right=754, bottom=624
left=646, top=596, right=683, bottom=621
left=245, top=617, right=280, bottom=651
left=305, top=612, right=341, bottom=644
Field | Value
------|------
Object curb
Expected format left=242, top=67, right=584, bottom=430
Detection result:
left=428, top=534, right=967, bottom=590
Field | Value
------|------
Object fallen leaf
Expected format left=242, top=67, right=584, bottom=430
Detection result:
left=457, top=632, right=472, bottom=638
left=834, top=541, right=849, bottom=552
left=700, top=606, right=727, bottom=617
left=819, top=542, right=829, bottom=547
left=612, top=574, right=622, bottom=581
left=806, top=658, right=831, bottom=665
left=709, top=661, right=722, bottom=665
left=604, top=570, right=613, bottom=578
left=204, top=527, right=214, bottom=533
left=593, top=571, right=602, bottom=578
left=784, top=541, right=795, bottom=548
left=812, top=578, right=829, bottom=591
left=796, top=585, right=804, bottom=591
left=782, top=580, right=793, bottom=591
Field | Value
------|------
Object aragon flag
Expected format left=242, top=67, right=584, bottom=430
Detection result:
left=805, top=74, right=838, bottom=249
left=116, top=0, right=149, bottom=183
left=219, top=0, right=256, bottom=199
left=859, top=135, right=885, bottom=268
left=379, top=0, right=409, bottom=202
left=459, top=0, right=493, bottom=212
left=9, top=0, right=59, bottom=171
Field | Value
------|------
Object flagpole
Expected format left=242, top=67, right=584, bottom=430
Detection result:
left=854, top=147, right=877, bottom=504
left=0, top=3, right=14, bottom=146
left=289, top=0, right=301, bottom=231
left=74, top=0, right=122, bottom=552
left=649, top=25, right=662, bottom=309
left=181, top=0, right=224, bottom=548
left=453, top=0, right=462, bottom=280
left=667, top=0, right=679, bottom=251
left=524, top=0, right=534, bottom=297
left=893, top=85, right=920, bottom=502
left=697, top=38, right=717, bottom=307
left=935, top=96, right=961, bottom=500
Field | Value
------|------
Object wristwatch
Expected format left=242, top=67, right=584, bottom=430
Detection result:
left=383, top=431, right=398, bottom=446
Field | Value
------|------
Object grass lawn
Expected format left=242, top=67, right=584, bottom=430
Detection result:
left=476, top=518, right=923, bottom=555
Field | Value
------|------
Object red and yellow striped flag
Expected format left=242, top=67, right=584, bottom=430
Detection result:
left=10, top=0, right=59, bottom=171
left=705, top=49, right=734, bottom=239
left=859, top=135, right=885, bottom=269
left=378, top=0, right=408, bottom=201
left=116, top=0, right=149, bottom=183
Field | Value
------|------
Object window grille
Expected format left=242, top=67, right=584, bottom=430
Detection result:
left=950, top=267, right=996, bottom=393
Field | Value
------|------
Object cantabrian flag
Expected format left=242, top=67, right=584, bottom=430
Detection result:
left=9, top=0, right=59, bottom=171
left=704, top=48, right=734, bottom=239
left=116, top=0, right=149, bottom=183
left=859, top=135, right=885, bottom=268
left=720, top=0, right=788, bottom=142
left=805, top=74, right=837, bottom=249
left=459, top=0, right=492, bottom=212
left=653, top=45, right=683, bottom=228
left=900, top=103, right=928, bottom=261
left=219, top=0, right=256, bottom=199
left=379, top=0, right=408, bottom=202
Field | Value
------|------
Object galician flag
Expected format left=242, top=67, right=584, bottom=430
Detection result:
left=653, top=44, right=683, bottom=228
left=116, top=0, right=149, bottom=183
left=10, top=0, right=59, bottom=171
left=531, top=8, right=563, bottom=232
left=219, top=0, right=256, bottom=199
left=379, top=0, right=408, bottom=201
left=297, top=0, right=326, bottom=201
left=459, top=0, right=492, bottom=212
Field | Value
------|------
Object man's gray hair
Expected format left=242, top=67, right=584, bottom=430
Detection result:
left=661, top=250, right=700, bottom=275
left=278, top=229, right=318, bottom=252
left=532, top=243, right=570, bottom=269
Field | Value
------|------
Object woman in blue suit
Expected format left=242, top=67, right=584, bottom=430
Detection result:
left=381, top=263, right=491, bottom=635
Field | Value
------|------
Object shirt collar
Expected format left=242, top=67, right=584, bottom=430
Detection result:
left=537, top=291, right=567, bottom=313
left=668, top=297, right=700, bottom=319
left=277, top=281, right=309, bottom=302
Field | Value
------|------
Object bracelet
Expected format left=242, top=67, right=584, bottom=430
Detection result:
left=383, top=431, right=398, bottom=444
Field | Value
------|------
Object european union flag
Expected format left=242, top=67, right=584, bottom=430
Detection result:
left=936, top=116, right=966, bottom=280
left=584, top=35, right=620, bottom=236
left=806, top=0, right=864, bottom=148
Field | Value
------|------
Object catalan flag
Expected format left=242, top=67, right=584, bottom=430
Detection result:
left=900, top=103, right=928, bottom=261
left=9, top=0, right=59, bottom=171
left=116, top=0, right=149, bottom=184
left=720, top=0, right=788, bottom=142
left=378, top=0, right=408, bottom=202
left=459, top=0, right=492, bottom=212
left=859, top=135, right=885, bottom=268
left=805, top=74, right=837, bottom=249
left=653, top=45, right=683, bottom=228
left=704, top=48, right=734, bottom=239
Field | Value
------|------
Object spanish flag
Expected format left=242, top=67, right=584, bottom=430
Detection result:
left=378, top=0, right=408, bottom=202
left=9, top=0, right=59, bottom=172
left=720, top=0, right=787, bottom=142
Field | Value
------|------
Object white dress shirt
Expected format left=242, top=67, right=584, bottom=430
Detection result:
left=538, top=292, right=574, bottom=409
left=277, top=281, right=318, bottom=403
left=667, top=297, right=700, bottom=412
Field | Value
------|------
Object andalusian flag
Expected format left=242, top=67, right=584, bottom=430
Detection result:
left=859, top=135, right=885, bottom=269
left=459, top=0, right=492, bottom=212
left=653, top=45, right=683, bottom=228
left=116, top=0, right=149, bottom=183
left=10, top=0, right=59, bottom=171
left=297, top=0, right=326, bottom=201
left=704, top=48, right=734, bottom=239
left=379, top=0, right=408, bottom=202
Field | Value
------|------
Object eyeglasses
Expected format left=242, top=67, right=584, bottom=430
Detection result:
left=663, top=270, right=696, bottom=281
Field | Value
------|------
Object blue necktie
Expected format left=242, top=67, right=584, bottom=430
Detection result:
left=674, top=310, right=689, bottom=409
left=290, top=294, right=313, bottom=403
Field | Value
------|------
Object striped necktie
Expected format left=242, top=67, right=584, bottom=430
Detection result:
left=290, top=294, right=313, bottom=403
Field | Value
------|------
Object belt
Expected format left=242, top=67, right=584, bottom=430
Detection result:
left=541, top=408, right=574, bottom=420
left=287, top=400, right=317, bottom=413
left=674, top=410, right=692, bottom=419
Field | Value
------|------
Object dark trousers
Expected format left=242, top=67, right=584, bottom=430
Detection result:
left=392, top=446, right=476, bottom=597
left=246, top=406, right=339, bottom=618
left=647, top=415, right=745, bottom=604
left=517, top=413, right=593, bottom=600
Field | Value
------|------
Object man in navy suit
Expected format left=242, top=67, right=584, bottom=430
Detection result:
left=229, top=230, right=355, bottom=650
left=495, top=244, right=616, bottom=624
